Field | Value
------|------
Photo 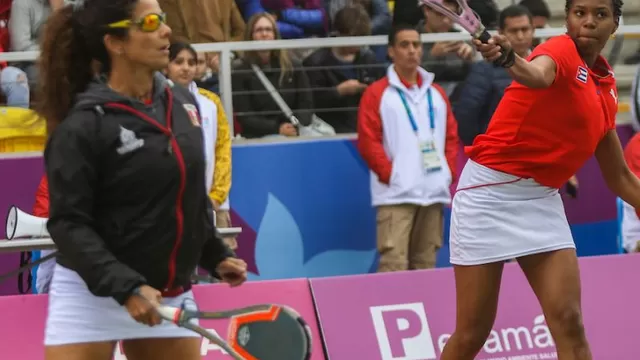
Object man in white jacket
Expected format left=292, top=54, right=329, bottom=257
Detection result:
left=357, top=24, right=458, bottom=272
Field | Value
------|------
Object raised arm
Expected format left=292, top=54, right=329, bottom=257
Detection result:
left=506, top=55, right=557, bottom=89
left=45, top=112, right=146, bottom=305
left=473, top=34, right=566, bottom=89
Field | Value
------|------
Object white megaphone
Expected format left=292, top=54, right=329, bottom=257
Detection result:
left=5, top=205, right=49, bottom=240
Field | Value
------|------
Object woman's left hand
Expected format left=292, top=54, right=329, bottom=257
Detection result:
left=216, top=257, right=248, bottom=287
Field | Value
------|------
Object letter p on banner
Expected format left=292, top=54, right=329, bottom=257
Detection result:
left=370, top=303, right=437, bottom=360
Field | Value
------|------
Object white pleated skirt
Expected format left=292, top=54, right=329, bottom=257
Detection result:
left=621, top=200, right=640, bottom=252
left=35, top=249, right=56, bottom=294
left=44, top=264, right=199, bottom=346
left=449, top=160, right=575, bottom=266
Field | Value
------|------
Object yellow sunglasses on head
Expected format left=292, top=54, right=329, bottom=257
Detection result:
left=107, top=12, right=167, bottom=32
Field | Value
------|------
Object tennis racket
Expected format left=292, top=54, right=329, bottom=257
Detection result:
left=156, top=303, right=313, bottom=360
left=419, top=0, right=514, bottom=65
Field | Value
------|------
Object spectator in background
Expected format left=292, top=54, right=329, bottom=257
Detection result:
left=328, top=0, right=391, bottom=36
left=518, top=0, right=550, bottom=47
left=196, top=52, right=220, bottom=95
left=418, top=0, right=475, bottom=101
left=392, top=0, right=422, bottom=28
left=165, top=42, right=236, bottom=250
left=237, top=0, right=327, bottom=39
left=158, top=0, right=245, bottom=44
left=303, top=4, right=383, bottom=133
left=357, top=24, right=458, bottom=272
left=232, top=13, right=314, bottom=138
left=8, top=0, right=52, bottom=89
left=0, top=0, right=10, bottom=52
left=468, top=0, right=499, bottom=32
left=328, top=0, right=392, bottom=61
left=454, top=5, right=533, bottom=146
left=0, top=55, right=30, bottom=108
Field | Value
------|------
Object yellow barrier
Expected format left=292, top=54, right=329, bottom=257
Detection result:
left=619, top=102, right=631, bottom=114
left=0, top=107, right=47, bottom=153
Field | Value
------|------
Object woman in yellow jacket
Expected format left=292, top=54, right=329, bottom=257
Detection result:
left=166, top=41, right=236, bottom=250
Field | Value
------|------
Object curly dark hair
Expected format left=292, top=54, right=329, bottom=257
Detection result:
left=37, top=0, right=137, bottom=134
left=565, top=0, right=624, bottom=24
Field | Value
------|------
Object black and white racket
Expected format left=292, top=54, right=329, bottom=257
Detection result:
left=156, top=303, right=312, bottom=360
left=419, top=0, right=514, bottom=65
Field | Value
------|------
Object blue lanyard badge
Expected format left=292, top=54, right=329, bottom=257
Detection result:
left=396, top=88, right=435, bottom=134
left=397, top=87, right=442, bottom=174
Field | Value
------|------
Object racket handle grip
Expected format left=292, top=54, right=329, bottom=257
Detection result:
left=156, top=305, right=181, bottom=323
left=475, top=29, right=516, bottom=68
left=478, top=30, right=492, bottom=44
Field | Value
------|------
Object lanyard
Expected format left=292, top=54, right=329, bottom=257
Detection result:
left=396, top=88, right=435, bottom=134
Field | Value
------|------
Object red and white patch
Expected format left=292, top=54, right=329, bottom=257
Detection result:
left=183, top=104, right=201, bottom=127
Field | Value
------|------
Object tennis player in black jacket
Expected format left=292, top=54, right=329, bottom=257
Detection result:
left=37, top=0, right=247, bottom=359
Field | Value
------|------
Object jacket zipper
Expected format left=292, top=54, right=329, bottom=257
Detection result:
left=104, top=89, right=185, bottom=293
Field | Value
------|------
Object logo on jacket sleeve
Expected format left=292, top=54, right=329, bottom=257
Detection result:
left=116, top=126, right=145, bottom=155
left=183, top=104, right=201, bottom=127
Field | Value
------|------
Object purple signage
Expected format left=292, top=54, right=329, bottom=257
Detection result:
left=310, top=254, right=640, bottom=360
left=0, top=154, right=44, bottom=295
left=0, top=279, right=325, bottom=360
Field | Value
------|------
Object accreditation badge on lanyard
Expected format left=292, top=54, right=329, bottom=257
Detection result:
left=397, top=88, right=442, bottom=174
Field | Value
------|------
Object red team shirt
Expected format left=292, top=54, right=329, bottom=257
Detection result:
left=466, top=34, right=618, bottom=189
left=34, top=175, right=49, bottom=217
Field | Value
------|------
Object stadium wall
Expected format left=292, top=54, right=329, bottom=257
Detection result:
left=0, top=253, right=639, bottom=359
left=0, top=125, right=635, bottom=295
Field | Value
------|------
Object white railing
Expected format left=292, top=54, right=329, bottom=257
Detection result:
left=2, top=25, right=640, bottom=136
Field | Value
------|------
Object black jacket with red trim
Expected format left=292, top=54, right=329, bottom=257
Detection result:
left=44, top=73, right=234, bottom=305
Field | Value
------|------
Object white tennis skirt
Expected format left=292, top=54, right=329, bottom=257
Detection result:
left=44, top=264, right=199, bottom=346
left=35, top=249, right=56, bottom=294
left=449, top=160, right=575, bottom=266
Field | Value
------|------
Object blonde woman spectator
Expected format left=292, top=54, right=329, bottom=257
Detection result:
left=232, top=13, right=314, bottom=138
left=165, top=42, right=236, bottom=250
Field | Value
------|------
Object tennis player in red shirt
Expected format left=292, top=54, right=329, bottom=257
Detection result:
left=440, top=0, right=631, bottom=359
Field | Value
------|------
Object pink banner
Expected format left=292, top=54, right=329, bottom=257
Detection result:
left=0, top=279, right=325, bottom=360
left=310, top=254, right=640, bottom=360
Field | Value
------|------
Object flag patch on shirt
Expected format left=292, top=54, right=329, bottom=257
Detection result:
left=576, top=66, right=588, bottom=83
left=183, top=104, right=201, bottom=127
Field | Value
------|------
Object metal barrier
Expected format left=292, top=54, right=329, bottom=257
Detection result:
left=2, top=25, right=640, bottom=137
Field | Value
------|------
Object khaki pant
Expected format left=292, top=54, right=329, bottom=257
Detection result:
left=216, top=210, right=237, bottom=251
left=376, top=203, right=444, bottom=272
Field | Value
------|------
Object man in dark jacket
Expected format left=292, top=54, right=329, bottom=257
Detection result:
left=418, top=0, right=475, bottom=101
left=453, top=5, right=534, bottom=146
left=303, top=4, right=384, bottom=133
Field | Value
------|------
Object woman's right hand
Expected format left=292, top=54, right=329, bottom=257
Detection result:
left=124, top=285, right=163, bottom=327
left=472, top=35, right=512, bottom=64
